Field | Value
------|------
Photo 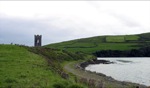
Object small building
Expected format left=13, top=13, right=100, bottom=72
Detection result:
left=34, top=35, right=42, bottom=47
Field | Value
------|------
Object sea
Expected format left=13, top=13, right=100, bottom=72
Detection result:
left=85, top=57, right=150, bottom=86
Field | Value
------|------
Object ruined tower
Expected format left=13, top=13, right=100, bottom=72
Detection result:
left=34, top=35, right=42, bottom=47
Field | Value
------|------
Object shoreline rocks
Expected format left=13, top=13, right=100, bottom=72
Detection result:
left=79, top=58, right=114, bottom=69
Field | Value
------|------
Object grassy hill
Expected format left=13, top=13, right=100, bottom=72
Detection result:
left=1, top=32, right=149, bottom=87
left=0, top=45, right=88, bottom=88
left=45, top=32, right=150, bottom=53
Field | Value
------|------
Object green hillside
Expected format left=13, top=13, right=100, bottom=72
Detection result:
left=45, top=32, right=150, bottom=53
left=1, top=32, right=149, bottom=87
left=0, top=45, right=87, bottom=88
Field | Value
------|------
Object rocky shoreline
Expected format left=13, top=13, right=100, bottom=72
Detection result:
left=79, top=58, right=114, bottom=69
left=75, top=58, right=147, bottom=88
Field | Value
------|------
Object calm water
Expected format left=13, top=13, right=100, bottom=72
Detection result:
left=85, top=58, right=150, bottom=86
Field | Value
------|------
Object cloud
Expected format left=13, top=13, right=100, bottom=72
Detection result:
left=0, top=1, right=150, bottom=46
left=0, top=17, right=92, bottom=46
left=110, top=12, right=140, bottom=27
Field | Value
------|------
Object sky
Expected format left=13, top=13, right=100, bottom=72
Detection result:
left=0, top=1, right=150, bottom=46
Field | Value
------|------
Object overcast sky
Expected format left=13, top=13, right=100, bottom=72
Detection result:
left=0, top=1, right=150, bottom=46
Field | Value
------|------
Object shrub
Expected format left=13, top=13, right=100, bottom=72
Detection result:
left=53, top=83, right=66, bottom=88
left=53, top=81, right=69, bottom=88
left=5, top=78, right=17, bottom=83
left=68, top=84, right=85, bottom=88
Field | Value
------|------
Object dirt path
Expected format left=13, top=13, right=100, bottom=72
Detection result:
left=64, top=61, right=146, bottom=88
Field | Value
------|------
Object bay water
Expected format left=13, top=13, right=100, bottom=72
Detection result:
left=85, top=58, right=150, bottom=86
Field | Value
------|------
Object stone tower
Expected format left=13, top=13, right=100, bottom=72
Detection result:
left=34, top=35, right=42, bottom=46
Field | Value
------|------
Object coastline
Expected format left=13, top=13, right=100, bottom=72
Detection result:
left=79, top=58, right=114, bottom=69
left=75, top=58, right=147, bottom=88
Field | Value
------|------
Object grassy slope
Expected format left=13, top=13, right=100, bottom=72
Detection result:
left=1, top=32, right=150, bottom=87
left=45, top=32, right=150, bottom=53
left=0, top=45, right=64, bottom=88
left=0, top=45, right=87, bottom=88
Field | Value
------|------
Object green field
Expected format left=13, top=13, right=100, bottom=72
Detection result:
left=105, top=35, right=139, bottom=42
left=46, top=33, right=150, bottom=53
left=46, top=42, right=139, bottom=53
left=125, top=35, right=139, bottom=41
left=106, top=36, right=125, bottom=42
left=63, top=43, right=139, bottom=53
left=44, top=33, right=150, bottom=53
left=0, top=45, right=87, bottom=88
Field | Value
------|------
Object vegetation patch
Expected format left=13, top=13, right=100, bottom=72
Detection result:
left=106, top=36, right=125, bottom=42
left=0, top=45, right=87, bottom=88
left=64, top=43, right=97, bottom=48
left=46, top=33, right=150, bottom=53
left=139, top=32, right=150, bottom=41
left=125, top=35, right=139, bottom=41
left=94, top=46, right=150, bottom=57
left=53, top=81, right=85, bottom=88
left=5, top=78, right=18, bottom=83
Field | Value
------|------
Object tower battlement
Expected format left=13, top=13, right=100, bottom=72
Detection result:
left=34, top=35, right=42, bottom=46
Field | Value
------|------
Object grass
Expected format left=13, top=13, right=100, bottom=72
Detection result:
left=125, top=35, right=139, bottom=41
left=76, top=36, right=105, bottom=43
left=46, top=42, right=139, bottom=54
left=0, top=45, right=61, bottom=88
left=46, top=33, right=150, bottom=53
left=106, top=36, right=125, bottom=42
left=1, top=33, right=149, bottom=87
left=64, top=43, right=96, bottom=48
left=0, top=45, right=87, bottom=88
